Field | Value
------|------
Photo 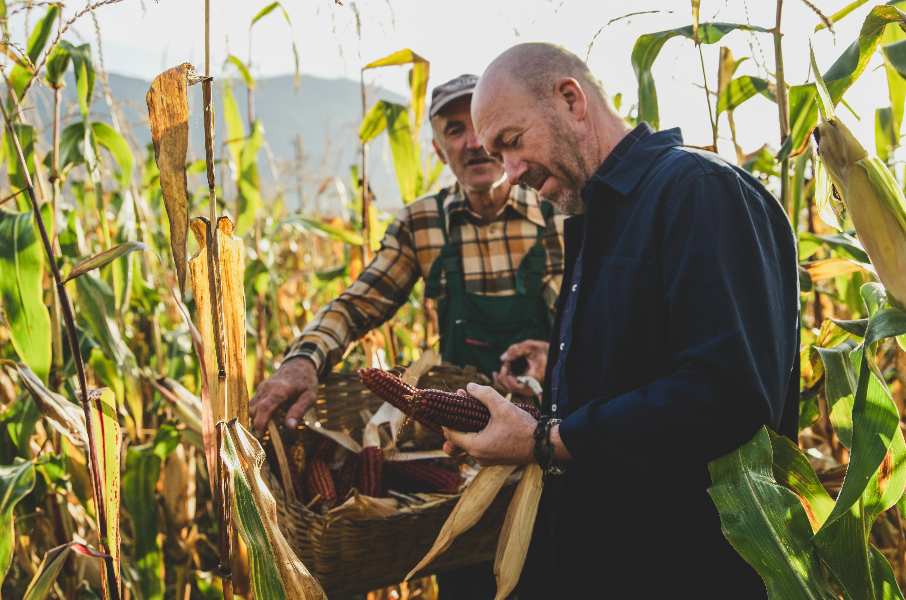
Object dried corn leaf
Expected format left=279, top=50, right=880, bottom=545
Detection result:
left=147, top=63, right=192, bottom=294
left=161, top=444, right=195, bottom=531
left=15, top=363, right=87, bottom=447
left=493, top=464, right=543, bottom=600
left=803, top=257, right=871, bottom=282
left=406, top=464, right=517, bottom=580
left=328, top=493, right=399, bottom=520
left=85, top=387, right=121, bottom=597
left=219, top=420, right=326, bottom=599
left=216, top=217, right=250, bottom=427
left=153, top=377, right=203, bottom=438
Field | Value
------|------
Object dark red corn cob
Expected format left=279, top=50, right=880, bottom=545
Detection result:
left=358, top=368, right=417, bottom=413
left=358, top=446, right=384, bottom=497
left=312, top=437, right=338, bottom=462
left=304, top=458, right=337, bottom=508
left=385, top=460, right=463, bottom=494
left=334, top=452, right=359, bottom=500
left=358, top=368, right=541, bottom=432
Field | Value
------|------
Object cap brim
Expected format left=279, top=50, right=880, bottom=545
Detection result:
left=429, top=88, right=474, bottom=119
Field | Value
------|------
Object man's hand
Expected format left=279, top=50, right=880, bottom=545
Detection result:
left=249, top=356, right=318, bottom=434
left=494, top=339, right=549, bottom=396
left=441, top=383, right=537, bottom=465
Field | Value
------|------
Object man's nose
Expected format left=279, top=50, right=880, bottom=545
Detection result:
left=503, top=155, right=526, bottom=186
left=465, top=129, right=482, bottom=150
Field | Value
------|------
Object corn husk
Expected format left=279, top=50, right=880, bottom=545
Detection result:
left=406, top=464, right=517, bottom=580
left=493, top=464, right=543, bottom=599
left=816, top=116, right=906, bottom=307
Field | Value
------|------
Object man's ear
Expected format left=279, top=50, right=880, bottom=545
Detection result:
left=557, top=78, right=588, bottom=121
left=432, top=138, right=448, bottom=164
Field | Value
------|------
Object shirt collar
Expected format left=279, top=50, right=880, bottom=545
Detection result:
left=446, top=182, right=546, bottom=228
left=582, top=122, right=684, bottom=200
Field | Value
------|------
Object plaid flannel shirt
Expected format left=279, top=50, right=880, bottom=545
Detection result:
left=285, top=183, right=566, bottom=374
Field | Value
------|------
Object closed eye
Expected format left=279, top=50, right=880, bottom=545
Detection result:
left=503, top=134, right=522, bottom=149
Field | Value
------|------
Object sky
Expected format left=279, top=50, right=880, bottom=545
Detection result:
left=23, top=0, right=896, bottom=172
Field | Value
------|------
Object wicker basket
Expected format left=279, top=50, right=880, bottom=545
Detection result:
left=263, top=365, right=514, bottom=598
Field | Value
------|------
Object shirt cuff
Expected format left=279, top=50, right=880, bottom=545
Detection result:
left=283, top=341, right=326, bottom=375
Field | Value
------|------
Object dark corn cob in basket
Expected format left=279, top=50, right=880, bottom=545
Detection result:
left=358, top=367, right=540, bottom=432
left=304, top=458, right=337, bottom=508
left=385, top=460, right=463, bottom=494
left=358, top=446, right=384, bottom=497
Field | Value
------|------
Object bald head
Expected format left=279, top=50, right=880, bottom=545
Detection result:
left=476, top=43, right=607, bottom=109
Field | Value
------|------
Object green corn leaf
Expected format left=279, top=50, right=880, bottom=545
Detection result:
left=815, top=343, right=860, bottom=448
left=222, top=80, right=245, bottom=169
left=91, top=122, right=134, bottom=188
left=63, top=241, right=145, bottom=283
left=278, top=215, right=363, bottom=246
left=23, top=542, right=107, bottom=600
left=44, top=44, right=71, bottom=90
left=363, top=49, right=430, bottom=132
left=14, top=362, right=87, bottom=447
left=359, top=100, right=419, bottom=203
left=815, top=0, right=870, bottom=31
left=225, top=54, right=255, bottom=90
left=880, top=22, right=906, bottom=151
left=250, top=2, right=300, bottom=86
left=810, top=44, right=835, bottom=122
left=767, top=431, right=835, bottom=528
left=8, top=5, right=59, bottom=98
left=61, top=41, right=95, bottom=119
left=631, top=22, right=770, bottom=129
left=818, top=300, right=906, bottom=533
left=5, top=123, right=36, bottom=200
left=876, top=107, right=898, bottom=163
left=716, top=75, right=774, bottom=115
left=782, top=6, right=906, bottom=159
left=0, top=210, right=51, bottom=382
left=74, top=273, right=134, bottom=367
left=122, top=426, right=180, bottom=600
left=236, top=120, right=264, bottom=237
left=707, top=428, right=838, bottom=599
left=218, top=419, right=326, bottom=599
left=0, top=459, right=35, bottom=582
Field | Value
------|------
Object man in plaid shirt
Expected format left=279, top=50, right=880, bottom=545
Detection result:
left=251, top=74, right=565, bottom=434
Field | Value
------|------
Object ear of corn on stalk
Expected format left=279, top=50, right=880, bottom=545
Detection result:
left=816, top=117, right=906, bottom=308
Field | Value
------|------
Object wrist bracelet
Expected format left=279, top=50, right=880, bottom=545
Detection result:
left=533, top=415, right=552, bottom=470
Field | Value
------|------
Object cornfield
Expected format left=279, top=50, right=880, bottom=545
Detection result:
left=2, top=0, right=906, bottom=598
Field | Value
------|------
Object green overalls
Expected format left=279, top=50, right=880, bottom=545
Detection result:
left=424, top=190, right=553, bottom=375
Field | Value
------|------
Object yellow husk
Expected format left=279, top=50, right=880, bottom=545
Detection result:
left=493, top=464, right=543, bottom=600
left=406, top=464, right=517, bottom=580
left=816, top=117, right=906, bottom=307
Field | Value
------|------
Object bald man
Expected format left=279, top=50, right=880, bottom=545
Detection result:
left=443, top=43, right=799, bottom=598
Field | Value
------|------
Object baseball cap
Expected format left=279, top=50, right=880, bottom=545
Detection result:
left=429, top=74, right=479, bottom=119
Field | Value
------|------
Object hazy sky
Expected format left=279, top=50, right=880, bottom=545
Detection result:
left=32, top=0, right=893, bottom=163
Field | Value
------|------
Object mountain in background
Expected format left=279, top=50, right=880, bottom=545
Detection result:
left=29, top=71, right=423, bottom=214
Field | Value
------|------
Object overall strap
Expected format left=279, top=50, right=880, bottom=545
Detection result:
left=424, top=188, right=454, bottom=299
left=515, top=200, right=554, bottom=296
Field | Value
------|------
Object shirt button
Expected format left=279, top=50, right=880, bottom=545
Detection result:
left=552, top=404, right=558, bottom=412
left=559, top=342, right=565, bottom=351
left=571, top=283, right=578, bottom=292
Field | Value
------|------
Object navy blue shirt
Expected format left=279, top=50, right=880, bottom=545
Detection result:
left=520, top=124, right=799, bottom=598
